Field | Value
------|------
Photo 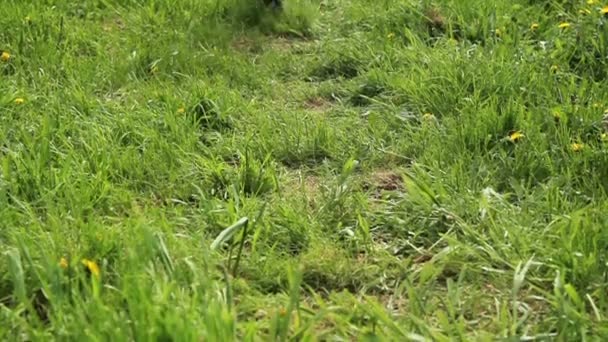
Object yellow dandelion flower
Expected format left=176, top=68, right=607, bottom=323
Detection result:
left=601, top=6, right=608, bottom=15
left=559, top=22, right=571, bottom=29
left=82, top=259, right=101, bottom=278
left=495, top=28, right=502, bottom=37
left=508, top=131, right=525, bottom=143
left=177, top=106, right=185, bottom=114
left=59, top=257, right=69, bottom=269
left=14, top=98, right=25, bottom=105
left=530, top=23, right=539, bottom=31
left=550, top=65, right=559, bottom=74
left=1, top=51, right=10, bottom=62
left=571, top=143, right=584, bottom=152
left=387, top=32, right=395, bottom=39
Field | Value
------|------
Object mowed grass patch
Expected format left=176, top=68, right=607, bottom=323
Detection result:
left=2, top=0, right=608, bottom=340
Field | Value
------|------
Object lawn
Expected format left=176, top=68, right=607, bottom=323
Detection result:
left=2, top=0, right=608, bottom=340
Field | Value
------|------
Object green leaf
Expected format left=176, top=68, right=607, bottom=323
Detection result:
left=6, top=248, right=26, bottom=305
left=210, top=217, right=249, bottom=250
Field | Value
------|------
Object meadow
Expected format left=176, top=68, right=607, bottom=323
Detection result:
left=1, top=0, right=608, bottom=340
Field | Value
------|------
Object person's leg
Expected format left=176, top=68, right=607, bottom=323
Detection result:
left=270, top=0, right=282, bottom=9
left=262, top=0, right=282, bottom=10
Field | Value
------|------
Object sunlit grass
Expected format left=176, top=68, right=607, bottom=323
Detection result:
left=1, top=0, right=608, bottom=340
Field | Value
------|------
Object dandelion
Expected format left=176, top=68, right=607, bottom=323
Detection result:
left=601, top=6, right=608, bottom=15
left=177, top=106, right=185, bottom=114
left=59, top=257, right=69, bottom=269
left=508, top=131, right=524, bottom=143
left=387, top=32, right=395, bottom=39
left=82, top=259, right=101, bottom=278
left=14, top=98, right=25, bottom=105
left=550, top=65, right=559, bottom=74
left=1, top=51, right=10, bottom=62
left=530, top=23, right=539, bottom=31
left=571, top=143, right=584, bottom=152
left=558, top=22, right=571, bottom=29
left=495, top=28, right=502, bottom=37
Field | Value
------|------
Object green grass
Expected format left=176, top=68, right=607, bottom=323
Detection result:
left=2, top=0, right=608, bottom=339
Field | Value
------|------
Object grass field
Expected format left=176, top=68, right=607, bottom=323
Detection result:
left=2, top=0, right=608, bottom=340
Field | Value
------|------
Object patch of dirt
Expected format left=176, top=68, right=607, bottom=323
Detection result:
left=269, top=36, right=317, bottom=55
left=232, top=36, right=312, bottom=54
left=303, top=175, right=321, bottom=195
left=424, top=7, right=446, bottom=33
left=301, top=175, right=322, bottom=209
left=365, top=170, right=404, bottom=196
left=102, top=17, right=125, bottom=32
left=231, top=37, right=263, bottom=53
left=269, top=37, right=297, bottom=51
left=281, top=172, right=322, bottom=209
left=304, top=96, right=332, bottom=112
